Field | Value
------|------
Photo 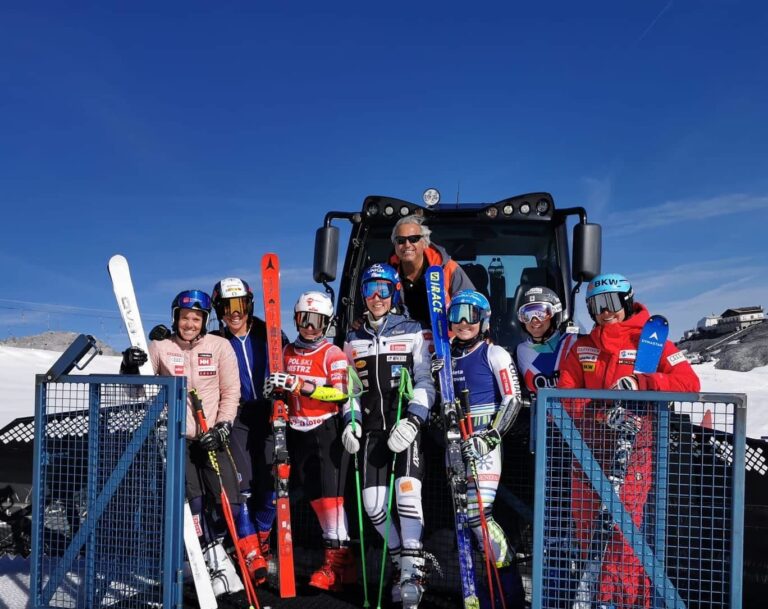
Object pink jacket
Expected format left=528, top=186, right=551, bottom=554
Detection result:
left=149, top=334, right=240, bottom=439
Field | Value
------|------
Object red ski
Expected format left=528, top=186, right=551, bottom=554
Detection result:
left=261, top=253, right=296, bottom=598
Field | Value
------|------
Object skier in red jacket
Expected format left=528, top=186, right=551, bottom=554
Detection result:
left=558, top=273, right=700, bottom=608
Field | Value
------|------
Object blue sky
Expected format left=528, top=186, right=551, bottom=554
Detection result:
left=1, top=1, right=766, bottom=346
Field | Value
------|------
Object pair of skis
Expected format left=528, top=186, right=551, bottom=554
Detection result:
left=426, top=265, right=480, bottom=609
left=571, top=314, right=669, bottom=609
left=108, top=255, right=218, bottom=609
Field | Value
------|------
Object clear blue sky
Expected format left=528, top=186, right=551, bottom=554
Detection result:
left=1, top=1, right=767, bottom=346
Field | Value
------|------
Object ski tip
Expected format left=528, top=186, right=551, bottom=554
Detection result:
left=108, top=254, right=127, bottom=266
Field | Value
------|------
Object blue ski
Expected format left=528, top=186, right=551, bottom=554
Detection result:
left=426, top=265, right=479, bottom=609
left=572, top=314, right=668, bottom=609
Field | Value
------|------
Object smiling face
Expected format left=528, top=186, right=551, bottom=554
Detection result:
left=451, top=319, right=481, bottom=341
left=177, top=309, right=205, bottom=341
left=524, top=314, right=552, bottom=339
left=595, top=307, right=626, bottom=326
left=393, top=223, right=427, bottom=267
left=365, top=292, right=392, bottom=319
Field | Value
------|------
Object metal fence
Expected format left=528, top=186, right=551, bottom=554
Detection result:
left=533, top=389, right=746, bottom=609
left=30, top=374, right=186, bottom=609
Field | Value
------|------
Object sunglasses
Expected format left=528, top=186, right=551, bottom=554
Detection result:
left=394, top=234, right=423, bottom=246
left=362, top=280, right=395, bottom=300
left=518, top=302, right=553, bottom=324
left=295, top=311, right=328, bottom=331
left=448, top=303, right=482, bottom=325
left=587, top=292, right=624, bottom=317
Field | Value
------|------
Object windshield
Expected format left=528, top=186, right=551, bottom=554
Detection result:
left=349, top=217, right=565, bottom=351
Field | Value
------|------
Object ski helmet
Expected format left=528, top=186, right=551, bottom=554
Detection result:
left=518, top=286, right=563, bottom=327
left=448, top=290, right=492, bottom=333
left=585, top=273, right=634, bottom=320
left=171, top=290, right=212, bottom=335
left=211, top=277, right=254, bottom=320
left=294, top=291, right=334, bottom=336
left=360, top=263, right=402, bottom=306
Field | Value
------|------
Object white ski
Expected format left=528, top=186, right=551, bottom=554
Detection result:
left=108, top=254, right=218, bottom=609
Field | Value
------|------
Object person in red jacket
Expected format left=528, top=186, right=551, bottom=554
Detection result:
left=558, top=273, right=700, bottom=609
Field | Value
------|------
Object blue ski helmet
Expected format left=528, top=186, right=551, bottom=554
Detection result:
left=172, top=289, right=212, bottom=334
left=360, top=263, right=402, bottom=306
left=448, top=290, right=492, bottom=333
left=585, top=273, right=634, bottom=320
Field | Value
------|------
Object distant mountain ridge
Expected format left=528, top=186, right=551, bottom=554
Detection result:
left=677, top=321, right=768, bottom=372
left=0, top=331, right=120, bottom=356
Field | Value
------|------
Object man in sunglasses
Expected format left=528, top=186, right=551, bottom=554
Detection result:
left=558, top=273, right=700, bottom=609
left=514, top=286, right=578, bottom=397
left=388, top=214, right=474, bottom=328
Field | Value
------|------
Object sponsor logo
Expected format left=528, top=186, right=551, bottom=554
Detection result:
left=578, top=353, right=598, bottom=363
left=499, top=369, right=512, bottom=395
left=198, top=355, right=212, bottom=366
left=619, top=350, right=637, bottom=360
left=582, top=362, right=596, bottom=372
left=387, top=355, right=407, bottom=363
left=533, top=373, right=558, bottom=389
left=389, top=343, right=407, bottom=352
left=330, top=360, right=347, bottom=371
left=591, top=277, right=625, bottom=289
left=391, top=365, right=403, bottom=378
left=577, top=346, right=600, bottom=356
left=400, top=480, right=414, bottom=493
left=667, top=352, right=686, bottom=366
left=174, top=365, right=184, bottom=375
left=355, top=359, right=367, bottom=369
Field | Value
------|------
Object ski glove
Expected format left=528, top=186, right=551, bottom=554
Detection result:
left=611, top=375, right=639, bottom=391
left=263, top=372, right=300, bottom=398
left=149, top=324, right=171, bottom=341
left=120, top=347, right=147, bottom=375
left=341, top=421, right=362, bottom=454
left=198, top=421, right=232, bottom=452
left=430, top=357, right=445, bottom=375
left=461, top=427, right=502, bottom=461
left=387, top=415, right=421, bottom=453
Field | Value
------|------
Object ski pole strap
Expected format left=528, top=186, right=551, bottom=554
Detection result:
left=346, top=366, right=364, bottom=432
left=398, top=368, right=414, bottom=401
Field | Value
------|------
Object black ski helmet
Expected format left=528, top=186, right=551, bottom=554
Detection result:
left=518, top=286, right=563, bottom=340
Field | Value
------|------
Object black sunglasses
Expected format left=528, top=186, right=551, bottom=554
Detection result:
left=394, top=235, right=423, bottom=245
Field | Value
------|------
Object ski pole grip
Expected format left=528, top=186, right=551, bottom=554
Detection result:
left=189, top=390, right=209, bottom=433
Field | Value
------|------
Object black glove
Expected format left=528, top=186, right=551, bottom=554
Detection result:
left=198, top=421, right=232, bottom=452
left=149, top=324, right=171, bottom=341
left=120, top=346, right=148, bottom=375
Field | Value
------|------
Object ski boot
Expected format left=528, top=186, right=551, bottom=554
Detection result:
left=389, top=548, right=402, bottom=604
left=238, top=533, right=268, bottom=585
left=400, top=548, right=427, bottom=608
left=308, top=539, right=357, bottom=591
left=203, top=540, right=244, bottom=597
left=258, top=529, right=272, bottom=559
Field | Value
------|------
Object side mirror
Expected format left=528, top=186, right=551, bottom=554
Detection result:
left=572, top=222, right=601, bottom=281
left=313, top=226, right=339, bottom=283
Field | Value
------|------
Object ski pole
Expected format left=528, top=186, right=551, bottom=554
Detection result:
left=460, top=390, right=507, bottom=609
left=376, top=368, right=413, bottom=609
left=347, top=366, right=370, bottom=608
left=190, top=390, right=261, bottom=609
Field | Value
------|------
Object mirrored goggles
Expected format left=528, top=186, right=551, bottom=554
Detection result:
left=295, top=311, right=329, bottom=331
left=518, top=302, right=554, bottom=324
left=587, top=292, right=624, bottom=317
left=222, top=296, right=250, bottom=317
left=448, top=303, right=482, bottom=325
left=362, top=280, right=394, bottom=300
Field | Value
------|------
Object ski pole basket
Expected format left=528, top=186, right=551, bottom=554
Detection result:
left=30, top=368, right=187, bottom=609
left=532, top=389, right=746, bottom=609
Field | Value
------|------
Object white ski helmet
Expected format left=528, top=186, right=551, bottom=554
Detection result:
left=294, top=291, right=334, bottom=336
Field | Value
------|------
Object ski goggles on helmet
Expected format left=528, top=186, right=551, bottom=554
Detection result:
left=362, top=280, right=395, bottom=300
left=448, top=303, right=482, bottom=325
left=176, top=290, right=211, bottom=312
left=295, top=311, right=329, bottom=331
left=587, top=292, right=624, bottom=317
left=222, top=296, right=250, bottom=317
left=394, top=234, right=424, bottom=246
left=518, top=302, right=554, bottom=324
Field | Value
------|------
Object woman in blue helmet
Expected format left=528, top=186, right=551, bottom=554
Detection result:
left=140, top=290, right=245, bottom=597
left=448, top=289, right=526, bottom=608
left=559, top=273, right=700, bottom=609
left=342, top=263, right=435, bottom=606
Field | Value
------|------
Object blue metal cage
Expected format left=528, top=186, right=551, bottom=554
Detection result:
left=30, top=374, right=187, bottom=609
left=532, top=389, right=746, bottom=609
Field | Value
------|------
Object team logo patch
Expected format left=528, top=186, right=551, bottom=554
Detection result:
left=667, top=352, right=686, bottom=366
left=582, top=362, right=596, bottom=372
left=355, top=359, right=367, bottom=369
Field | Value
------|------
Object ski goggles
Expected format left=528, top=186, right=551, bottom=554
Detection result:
left=518, top=302, right=554, bottom=324
left=448, top=303, right=482, bottom=325
left=393, top=234, right=424, bottom=246
left=295, top=311, right=329, bottom=331
left=587, top=292, right=624, bottom=317
left=362, top=280, right=395, bottom=300
left=222, top=296, right=250, bottom=317
left=177, top=290, right=211, bottom=311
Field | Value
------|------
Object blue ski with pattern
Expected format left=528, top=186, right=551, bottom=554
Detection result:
left=426, top=265, right=479, bottom=609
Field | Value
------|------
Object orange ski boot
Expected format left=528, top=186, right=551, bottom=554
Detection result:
left=308, top=540, right=357, bottom=592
